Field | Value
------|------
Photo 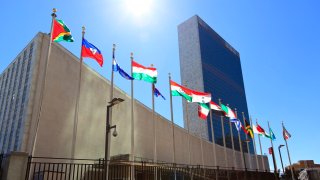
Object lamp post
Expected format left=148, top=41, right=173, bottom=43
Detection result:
left=278, top=145, right=285, bottom=174
left=105, top=97, right=124, bottom=180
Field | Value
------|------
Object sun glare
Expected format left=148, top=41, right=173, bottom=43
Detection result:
left=125, top=0, right=153, bottom=18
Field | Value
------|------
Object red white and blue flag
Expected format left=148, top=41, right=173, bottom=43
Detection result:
left=283, top=126, right=291, bottom=140
left=81, top=38, right=104, bottom=67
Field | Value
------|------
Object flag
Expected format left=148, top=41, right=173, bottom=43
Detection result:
left=170, top=80, right=211, bottom=103
left=253, top=124, right=266, bottom=135
left=113, top=59, right=133, bottom=80
left=220, top=104, right=237, bottom=119
left=268, top=147, right=273, bottom=155
left=191, top=91, right=211, bottom=103
left=242, top=119, right=254, bottom=138
left=52, top=19, right=74, bottom=42
left=269, top=128, right=276, bottom=141
left=283, top=126, right=291, bottom=140
left=154, top=87, right=165, bottom=100
left=198, top=103, right=210, bottom=120
left=170, top=80, right=192, bottom=102
left=230, top=119, right=242, bottom=131
left=81, top=38, right=104, bottom=67
left=132, top=60, right=157, bottom=83
left=210, top=101, right=222, bottom=111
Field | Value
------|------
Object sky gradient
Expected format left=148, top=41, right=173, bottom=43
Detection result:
left=1, top=0, right=320, bottom=171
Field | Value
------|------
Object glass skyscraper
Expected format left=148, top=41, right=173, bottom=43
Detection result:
left=178, top=15, right=254, bottom=153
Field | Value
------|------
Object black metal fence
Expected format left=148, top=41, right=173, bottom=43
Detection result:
left=25, top=156, right=277, bottom=180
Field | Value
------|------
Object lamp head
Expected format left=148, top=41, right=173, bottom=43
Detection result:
left=112, top=128, right=118, bottom=137
left=279, top=144, right=285, bottom=148
left=109, top=98, right=124, bottom=106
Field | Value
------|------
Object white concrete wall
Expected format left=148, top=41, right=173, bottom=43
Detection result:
left=22, top=33, right=269, bottom=171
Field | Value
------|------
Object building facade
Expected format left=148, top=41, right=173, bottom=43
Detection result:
left=0, top=32, right=268, bottom=170
left=0, top=40, right=35, bottom=153
left=178, top=15, right=254, bottom=154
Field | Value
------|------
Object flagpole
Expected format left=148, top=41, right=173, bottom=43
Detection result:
left=235, top=109, right=244, bottom=169
left=183, top=82, right=191, bottom=165
left=250, top=116, right=260, bottom=171
left=218, top=99, right=228, bottom=168
left=31, top=8, right=57, bottom=156
left=168, top=73, right=177, bottom=180
left=268, top=121, right=278, bottom=174
left=256, top=119, right=266, bottom=171
left=249, top=116, right=260, bottom=170
left=151, top=64, right=157, bottom=180
left=209, top=109, right=217, bottom=167
left=227, top=104, right=236, bottom=168
left=130, top=53, right=135, bottom=180
left=283, top=122, right=295, bottom=180
left=242, top=112, right=252, bottom=169
left=71, top=26, right=85, bottom=159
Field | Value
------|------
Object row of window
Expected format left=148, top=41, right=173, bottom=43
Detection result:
left=0, top=42, right=34, bottom=153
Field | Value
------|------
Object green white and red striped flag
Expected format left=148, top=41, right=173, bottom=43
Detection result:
left=220, top=104, right=237, bottom=119
left=198, top=103, right=210, bottom=120
left=132, top=60, right=157, bottom=83
left=210, top=101, right=222, bottom=111
left=170, top=80, right=211, bottom=103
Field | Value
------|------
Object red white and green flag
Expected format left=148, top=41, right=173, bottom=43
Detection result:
left=132, top=60, right=157, bottom=83
left=198, top=103, right=210, bottom=120
left=210, top=101, right=222, bottom=111
left=283, top=126, right=291, bottom=140
left=220, top=104, right=237, bottom=119
left=52, top=19, right=74, bottom=42
left=252, top=124, right=266, bottom=136
left=170, top=80, right=211, bottom=103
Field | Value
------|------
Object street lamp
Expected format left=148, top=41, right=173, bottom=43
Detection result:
left=105, top=97, right=124, bottom=180
left=278, top=144, right=285, bottom=174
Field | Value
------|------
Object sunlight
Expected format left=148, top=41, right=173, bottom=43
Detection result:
left=125, top=0, right=153, bottom=18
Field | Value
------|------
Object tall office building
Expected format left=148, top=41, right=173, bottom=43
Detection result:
left=178, top=15, right=254, bottom=154
left=0, top=40, right=34, bottom=153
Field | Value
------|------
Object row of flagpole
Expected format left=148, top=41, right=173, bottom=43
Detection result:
left=32, top=9, right=296, bottom=180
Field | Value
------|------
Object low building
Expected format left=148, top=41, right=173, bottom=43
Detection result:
left=0, top=32, right=269, bottom=171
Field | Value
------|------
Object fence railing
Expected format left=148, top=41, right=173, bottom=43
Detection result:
left=25, top=156, right=277, bottom=180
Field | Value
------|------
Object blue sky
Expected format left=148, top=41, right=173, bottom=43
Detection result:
left=1, top=0, right=320, bottom=171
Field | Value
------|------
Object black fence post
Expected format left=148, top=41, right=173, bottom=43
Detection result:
left=24, top=155, right=32, bottom=180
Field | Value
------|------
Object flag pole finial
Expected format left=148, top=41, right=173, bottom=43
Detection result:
left=151, top=64, right=153, bottom=67
left=168, top=72, right=171, bottom=78
left=113, top=44, right=116, bottom=50
left=52, top=8, right=57, bottom=17
left=82, top=26, right=86, bottom=33
left=130, top=52, right=133, bottom=58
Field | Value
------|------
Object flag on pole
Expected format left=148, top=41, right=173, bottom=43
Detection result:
left=154, top=87, right=165, bottom=100
left=170, top=80, right=211, bottom=103
left=230, top=119, right=242, bottom=131
left=191, top=91, right=211, bottom=103
left=198, top=103, right=210, bottom=120
left=132, top=61, right=157, bottom=83
left=269, top=128, right=276, bottom=141
left=210, top=101, right=222, bottom=111
left=253, top=124, right=266, bottom=135
left=283, top=126, right=291, bottom=140
left=52, top=19, right=74, bottom=42
left=220, top=104, right=237, bottom=120
left=242, top=119, right=254, bottom=138
left=113, top=59, right=133, bottom=80
left=81, top=38, right=104, bottom=66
